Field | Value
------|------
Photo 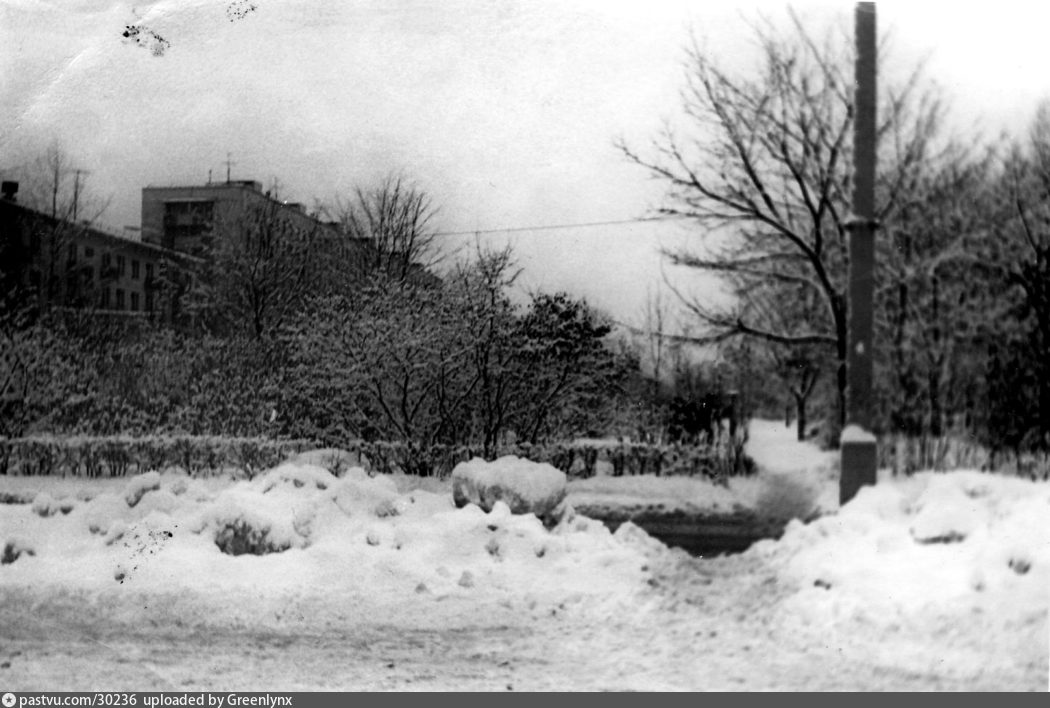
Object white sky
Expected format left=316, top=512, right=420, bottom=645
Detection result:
left=2, top=0, right=1048, bottom=326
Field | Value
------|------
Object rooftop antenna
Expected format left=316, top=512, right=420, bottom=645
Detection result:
left=207, top=168, right=212, bottom=185
left=224, top=152, right=235, bottom=184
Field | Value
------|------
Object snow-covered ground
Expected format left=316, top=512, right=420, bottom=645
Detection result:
left=0, top=421, right=1046, bottom=690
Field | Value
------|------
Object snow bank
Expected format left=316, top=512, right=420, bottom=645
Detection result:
left=748, top=470, right=1050, bottom=635
left=0, top=424, right=1045, bottom=689
left=0, top=457, right=661, bottom=618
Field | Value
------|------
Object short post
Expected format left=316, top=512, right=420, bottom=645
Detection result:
left=841, top=1, right=878, bottom=506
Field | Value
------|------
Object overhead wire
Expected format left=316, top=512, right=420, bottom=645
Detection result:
left=433, top=214, right=691, bottom=237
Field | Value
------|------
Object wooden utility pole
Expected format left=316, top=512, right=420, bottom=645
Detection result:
left=840, top=1, right=878, bottom=505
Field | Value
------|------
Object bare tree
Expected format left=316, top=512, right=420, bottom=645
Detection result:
left=640, top=285, right=673, bottom=400
left=616, top=10, right=945, bottom=431
left=337, top=173, right=443, bottom=283
left=189, top=196, right=324, bottom=338
left=980, top=102, right=1050, bottom=450
left=873, top=138, right=997, bottom=437
left=2, top=144, right=110, bottom=310
left=450, top=244, right=525, bottom=456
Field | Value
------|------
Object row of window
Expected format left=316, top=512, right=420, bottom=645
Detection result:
left=68, top=244, right=154, bottom=280
left=99, top=287, right=153, bottom=312
left=29, top=270, right=154, bottom=313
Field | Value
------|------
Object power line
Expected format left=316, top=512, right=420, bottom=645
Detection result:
left=433, top=214, right=690, bottom=237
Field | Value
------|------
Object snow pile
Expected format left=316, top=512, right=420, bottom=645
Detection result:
left=452, top=456, right=567, bottom=517
left=0, top=460, right=663, bottom=623
left=124, top=471, right=161, bottom=507
left=30, top=492, right=74, bottom=518
left=742, top=469, right=1049, bottom=669
left=0, top=427, right=1046, bottom=689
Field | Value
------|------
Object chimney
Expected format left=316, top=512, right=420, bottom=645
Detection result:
left=1, top=181, right=17, bottom=201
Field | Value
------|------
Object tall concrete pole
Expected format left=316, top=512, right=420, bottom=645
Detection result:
left=840, top=1, right=878, bottom=505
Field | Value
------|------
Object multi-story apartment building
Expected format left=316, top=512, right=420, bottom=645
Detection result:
left=1, top=177, right=370, bottom=319
left=0, top=180, right=189, bottom=316
left=140, top=179, right=345, bottom=255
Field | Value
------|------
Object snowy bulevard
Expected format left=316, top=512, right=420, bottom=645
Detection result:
left=0, top=421, right=1047, bottom=690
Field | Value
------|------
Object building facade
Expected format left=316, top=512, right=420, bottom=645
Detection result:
left=0, top=180, right=190, bottom=316
left=140, top=179, right=344, bottom=255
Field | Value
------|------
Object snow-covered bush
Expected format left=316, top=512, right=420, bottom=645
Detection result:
left=124, top=472, right=161, bottom=507
left=31, top=492, right=73, bottom=517
left=452, top=456, right=567, bottom=518
left=1, top=538, right=35, bottom=565
left=0, top=435, right=314, bottom=478
left=214, top=519, right=293, bottom=556
left=257, top=463, right=335, bottom=493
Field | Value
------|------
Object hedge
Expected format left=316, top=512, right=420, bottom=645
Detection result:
left=0, top=436, right=315, bottom=478
left=0, top=433, right=755, bottom=482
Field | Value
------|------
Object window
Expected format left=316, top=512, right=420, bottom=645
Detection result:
left=115, top=289, right=125, bottom=310
left=163, top=200, right=214, bottom=247
left=130, top=292, right=140, bottom=311
left=102, top=253, right=112, bottom=271
left=101, top=288, right=110, bottom=309
left=68, top=243, right=76, bottom=263
left=85, top=246, right=94, bottom=258
left=132, top=259, right=140, bottom=279
left=145, top=291, right=154, bottom=312
left=145, top=263, right=154, bottom=281
left=116, top=255, right=126, bottom=276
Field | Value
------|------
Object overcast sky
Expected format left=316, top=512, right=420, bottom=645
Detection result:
left=2, top=0, right=1048, bottom=327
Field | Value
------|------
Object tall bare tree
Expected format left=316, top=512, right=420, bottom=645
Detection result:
left=617, top=10, right=945, bottom=432
left=337, top=173, right=442, bottom=283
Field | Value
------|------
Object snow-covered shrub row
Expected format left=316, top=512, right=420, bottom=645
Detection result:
left=353, top=436, right=755, bottom=481
left=0, top=436, right=314, bottom=478
left=518, top=439, right=756, bottom=481
left=0, top=432, right=756, bottom=483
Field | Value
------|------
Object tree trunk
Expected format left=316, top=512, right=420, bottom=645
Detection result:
left=928, top=274, right=943, bottom=437
left=795, top=393, right=807, bottom=442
